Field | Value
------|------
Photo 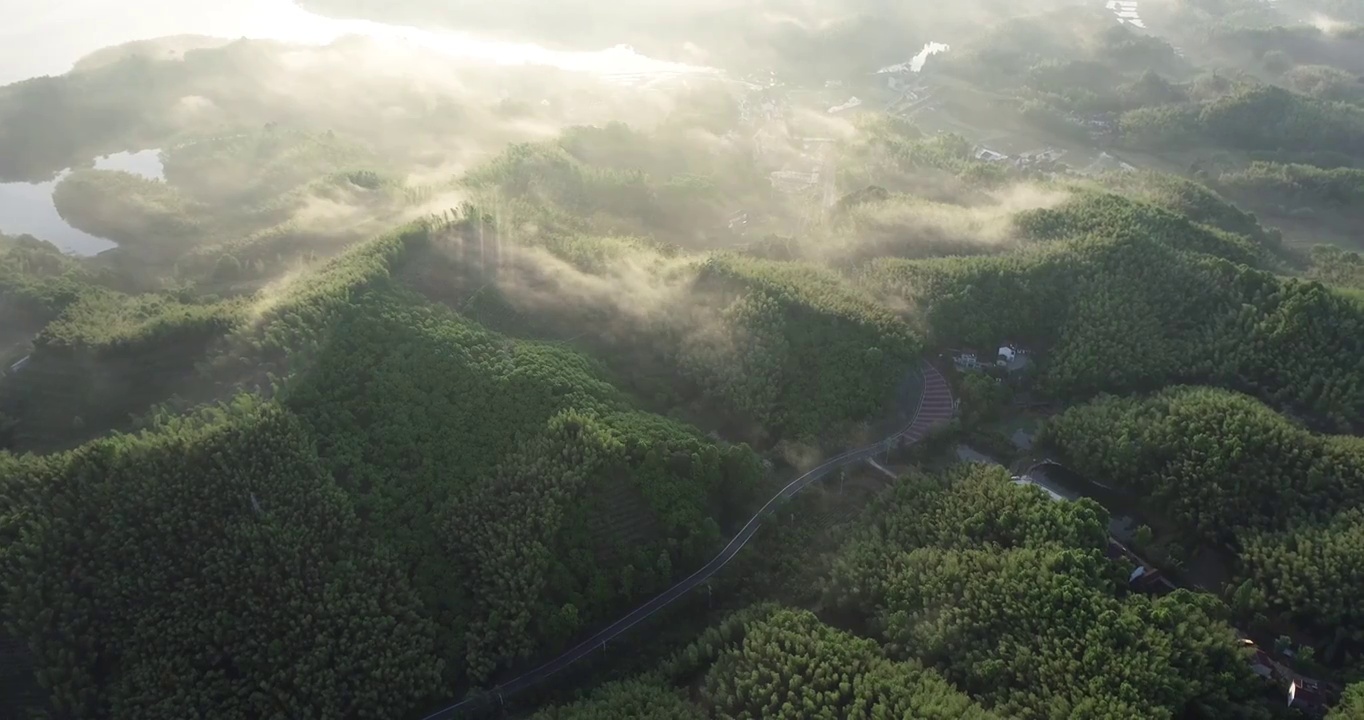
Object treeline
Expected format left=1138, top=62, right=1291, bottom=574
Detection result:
left=1039, top=387, right=1364, bottom=666
left=464, top=122, right=764, bottom=246
left=0, top=283, right=243, bottom=451
left=1205, top=23, right=1364, bottom=76
left=1022, top=64, right=1189, bottom=117
left=1014, top=189, right=1276, bottom=266
left=399, top=212, right=922, bottom=446
left=838, top=115, right=1010, bottom=195
left=1215, top=161, right=1364, bottom=218
left=978, top=29, right=1364, bottom=164
left=0, top=234, right=113, bottom=343
left=940, top=10, right=1186, bottom=91
left=934, top=13, right=1190, bottom=139
left=0, top=221, right=425, bottom=452
left=864, top=193, right=1364, bottom=430
left=822, top=464, right=1273, bottom=719
left=1306, top=245, right=1364, bottom=290
left=1282, top=64, right=1364, bottom=107
left=161, top=128, right=380, bottom=206
left=1096, top=170, right=1280, bottom=248
left=1120, top=84, right=1364, bottom=160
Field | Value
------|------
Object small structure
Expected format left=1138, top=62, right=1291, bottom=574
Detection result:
left=1085, top=114, right=1115, bottom=131
left=1079, top=152, right=1137, bottom=176
left=953, top=351, right=984, bottom=371
left=956, top=445, right=999, bottom=466
left=769, top=170, right=820, bottom=193
left=8, top=355, right=31, bottom=374
left=997, top=344, right=1031, bottom=372
left=1289, top=679, right=1327, bottom=716
left=974, top=147, right=1009, bottom=163
left=1131, top=567, right=1173, bottom=594
left=1247, top=643, right=1277, bottom=680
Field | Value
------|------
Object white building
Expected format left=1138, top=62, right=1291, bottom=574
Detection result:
left=974, top=147, right=1009, bottom=163
left=997, top=345, right=1032, bottom=373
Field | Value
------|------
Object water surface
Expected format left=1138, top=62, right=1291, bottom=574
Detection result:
left=0, top=150, right=164, bottom=256
left=0, top=0, right=711, bottom=87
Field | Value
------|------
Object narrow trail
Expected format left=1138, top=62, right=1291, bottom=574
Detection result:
left=420, top=359, right=954, bottom=719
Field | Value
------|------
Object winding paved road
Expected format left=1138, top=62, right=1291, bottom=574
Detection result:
left=420, top=360, right=954, bottom=719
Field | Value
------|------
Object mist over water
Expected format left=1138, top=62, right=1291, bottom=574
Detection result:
left=0, top=1, right=711, bottom=254
left=0, top=175, right=117, bottom=256
left=0, top=0, right=715, bottom=87
left=95, top=150, right=165, bottom=181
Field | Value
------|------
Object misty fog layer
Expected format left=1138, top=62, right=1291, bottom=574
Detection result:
left=0, top=0, right=711, bottom=86
left=6, top=1, right=1364, bottom=720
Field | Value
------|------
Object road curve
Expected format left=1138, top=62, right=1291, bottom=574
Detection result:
left=420, top=360, right=954, bottom=719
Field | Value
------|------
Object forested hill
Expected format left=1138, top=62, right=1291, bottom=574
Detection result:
left=864, top=201, right=1364, bottom=431
left=281, top=284, right=766, bottom=685
left=0, top=221, right=780, bottom=717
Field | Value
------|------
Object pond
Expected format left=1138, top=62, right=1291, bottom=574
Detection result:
left=0, top=149, right=164, bottom=256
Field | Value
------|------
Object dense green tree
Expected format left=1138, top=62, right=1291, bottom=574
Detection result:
left=527, top=679, right=702, bottom=720
left=702, top=609, right=998, bottom=720
left=1331, top=683, right=1364, bottom=719
left=866, top=201, right=1364, bottom=429
left=281, top=284, right=761, bottom=683
left=0, top=398, right=443, bottom=719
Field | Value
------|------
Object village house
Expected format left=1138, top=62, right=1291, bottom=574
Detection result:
left=997, top=344, right=1031, bottom=373
left=952, top=351, right=984, bottom=371
left=1290, top=678, right=1328, bottom=717
left=974, top=146, right=1009, bottom=163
